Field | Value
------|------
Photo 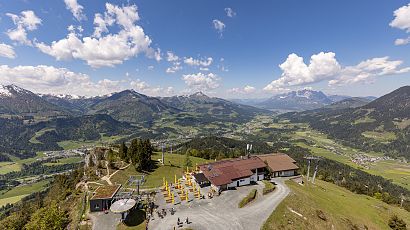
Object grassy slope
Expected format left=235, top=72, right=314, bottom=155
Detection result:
left=111, top=152, right=208, bottom=189
left=57, top=134, right=125, bottom=150
left=262, top=180, right=410, bottom=230
left=0, top=180, right=50, bottom=207
left=43, top=157, right=83, bottom=166
left=0, top=162, right=21, bottom=174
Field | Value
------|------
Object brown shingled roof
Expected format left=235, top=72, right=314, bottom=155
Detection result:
left=257, top=153, right=299, bottom=172
left=91, top=185, right=121, bottom=200
left=199, top=156, right=266, bottom=186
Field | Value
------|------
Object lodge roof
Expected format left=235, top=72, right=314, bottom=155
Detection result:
left=91, top=184, right=121, bottom=200
left=256, top=153, right=299, bottom=172
left=199, top=156, right=266, bottom=186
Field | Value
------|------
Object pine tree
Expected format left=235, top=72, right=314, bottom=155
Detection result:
left=119, top=142, right=128, bottom=161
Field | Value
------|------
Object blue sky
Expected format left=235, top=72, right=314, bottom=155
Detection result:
left=0, top=0, right=409, bottom=98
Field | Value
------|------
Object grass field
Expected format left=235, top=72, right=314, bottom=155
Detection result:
left=43, top=157, right=83, bottom=166
left=0, top=152, right=47, bottom=175
left=0, top=162, right=21, bottom=174
left=29, top=128, right=56, bottom=144
left=362, top=131, right=397, bottom=142
left=262, top=180, right=410, bottom=230
left=111, top=152, right=208, bottom=189
left=58, top=134, right=125, bottom=150
left=0, top=179, right=50, bottom=207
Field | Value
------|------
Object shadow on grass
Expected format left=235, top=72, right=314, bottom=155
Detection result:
left=123, top=209, right=146, bottom=227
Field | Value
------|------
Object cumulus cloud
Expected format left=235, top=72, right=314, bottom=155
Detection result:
left=164, top=51, right=181, bottom=73
left=264, top=52, right=340, bottom=92
left=0, top=43, right=16, bottom=59
left=130, top=79, right=174, bottom=96
left=212, top=19, right=225, bottom=35
left=184, top=56, right=213, bottom=67
left=0, top=64, right=122, bottom=96
left=395, top=37, right=410, bottom=45
left=264, top=52, right=410, bottom=93
left=166, top=63, right=182, bottom=73
left=329, top=57, right=410, bottom=85
left=6, top=10, right=42, bottom=45
left=64, top=0, right=86, bottom=21
left=35, top=3, right=157, bottom=68
left=390, top=3, right=410, bottom=45
left=225, top=8, right=236, bottom=17
left=228, top=85, right=256, bottom=94
left=166, top=51, right=179, bottom=62
left=182, top=72, right=220, bottom=92
left=0, top=64, right=176, bottom=97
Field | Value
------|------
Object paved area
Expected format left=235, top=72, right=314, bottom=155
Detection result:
left=89, top=211, right=121, bottom=230
left=149, top=178, right=290, bottom=230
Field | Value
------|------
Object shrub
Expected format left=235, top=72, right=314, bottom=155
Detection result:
left=262, top=180, right=275, bottom=195
left=238, top=189, right=257, bottom=208
left=388, top=215, right=407, bottom=230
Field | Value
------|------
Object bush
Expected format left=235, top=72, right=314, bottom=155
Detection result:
left=388, top=215, right=407, bottom=230
left=262, top=180, right=275, bottom=195
left=238, top=189, right=257, bottom=208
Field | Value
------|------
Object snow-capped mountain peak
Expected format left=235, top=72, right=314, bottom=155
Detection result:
left=0, top=84, right=12, bottom=97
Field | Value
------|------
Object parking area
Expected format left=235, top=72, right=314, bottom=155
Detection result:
left=149, top=178, right=290, bottom=230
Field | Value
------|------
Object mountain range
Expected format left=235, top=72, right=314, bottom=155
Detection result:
left=232, top=89, right=377, bottom=112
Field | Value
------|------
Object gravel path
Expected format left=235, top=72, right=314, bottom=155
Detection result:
left=149, top=178, right=290, bottom=230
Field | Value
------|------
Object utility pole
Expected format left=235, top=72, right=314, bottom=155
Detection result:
left=161, top=143, right=165, bottom=165
left=304, top=156, right=320, bottom=184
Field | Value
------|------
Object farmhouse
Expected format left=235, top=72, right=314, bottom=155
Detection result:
left=257, top=153, right=299, bottom=177
left=198, top=156, right=267, bottom=192
left=90, top=184, right=122, bottom=212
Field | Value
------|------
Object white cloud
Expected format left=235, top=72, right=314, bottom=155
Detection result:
left=390, top=3, right=410, bottom=46
left=184, top=56, right=213, bottom=67
left=130, top=79, right=174, bottom=96
left=264, top=52, right=340, bottom=92
left=0, top=43, right=16, bottom=59
left=329, top=57, right=410, bottom=85
left=228, top=85, right=256, bottom=94
left=264, top=52, right=410, bottom=93
left=166, top=51, right=179, bottom=62
left=390, top=3, right=410, bottom=32
left=64, top=0, right=86, bottom=21
left=182, top=72, right=220, bottom=91
left=0, top=64, right=176, bottom=97
left=6, top=10, right=42, bottom=45
left=35, top=3, right=157, bottom=68
left=147, top=65, right=154, bottom=70
left=395, top=37, right=410, bottom=45
left=166, top=63, right=182, bottom=73
left=212, top=19, right=225, bottom=35
left=0, top=64, right=122, bottom=96
left=224, top=8, right=236, bottom=17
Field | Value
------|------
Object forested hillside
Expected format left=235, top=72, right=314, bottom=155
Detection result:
left=282, top=86, right=410, bottom=160
left=174, top=136, right=275, bottom=159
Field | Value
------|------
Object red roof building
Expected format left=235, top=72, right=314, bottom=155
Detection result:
left=199, top=156, right=266, bottom=191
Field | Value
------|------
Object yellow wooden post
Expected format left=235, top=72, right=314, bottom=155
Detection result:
left=185, top=190, right=189, bottom=202
left=168, top=187, right=171, bottom=197
left=172, top=193, right=175, bottom=204
left=174, top=174, right=177, bottom=184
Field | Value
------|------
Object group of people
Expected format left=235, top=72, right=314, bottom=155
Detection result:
left=177, top=217, right=190, bottom=228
